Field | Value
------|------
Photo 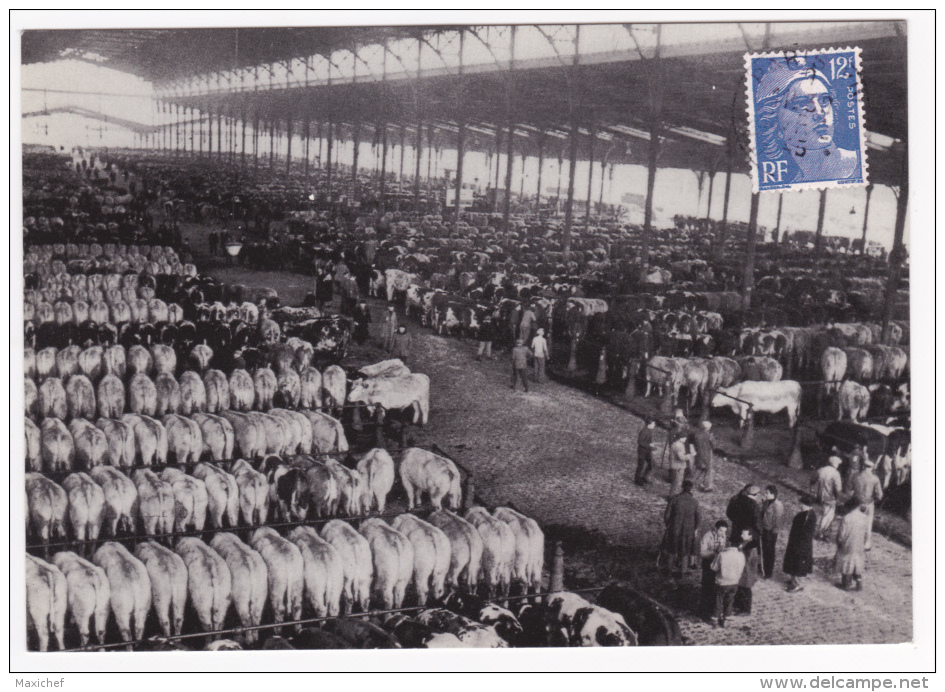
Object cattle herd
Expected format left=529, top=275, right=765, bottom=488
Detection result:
left=21, top=155, right=661, bottom=651
left=23, top=147, right=911, bottom=651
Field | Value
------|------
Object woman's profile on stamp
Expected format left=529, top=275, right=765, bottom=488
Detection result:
left=755, top=57, right=860, bottom=184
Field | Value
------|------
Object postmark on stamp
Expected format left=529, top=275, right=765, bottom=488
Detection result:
left=745, top=47, right=868, bottom=193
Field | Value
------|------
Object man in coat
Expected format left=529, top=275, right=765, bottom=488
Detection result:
left=852, top=457, right=884, bottom=551
left=352, top=300, right=371, bottom=345
left=635, top=418, right=658, bottom=486
left=660, top=480, right=701, bottom=576
left=531, top=328, right=549, bottom=382
left=510, top=338, right=532, bottom=392
left=812, top=454, right=844, bottom=541
left=759, top=485, right=785, bottom=578
left=836, top=504, right=871, bottom=590
left=476, top=314, right=495, bottom=361
left=711, top=540, right=745, bottom=628
left=389, top=325, right=412, bottom=364
left=726, top=484, right=762, bottom=546
left=783, top=495, right=818, bottom=593
left=692, top=419, right=717, bottom=492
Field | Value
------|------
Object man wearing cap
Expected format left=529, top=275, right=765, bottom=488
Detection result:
left=783, top=495, right=818, bottom=593
left=852, top=455, right=884, bottom=551
left=711, top=537, right=745, bottom=628
left=352, top=300, right=371, bottom=345
left=811, top=455, right=844, bottom=540
left=660, top=479, right=702, bottom=577
left=754, top=57, right=860, bottom=184
left=836, top=504, right=871, bottom=591
left=759, top=485, right=785, bottom=578
left=510, top=338, right=532, bottom=392
left=530, top=328, right=549, bottom=383
left=692, top=419, right=717, bottom=492
left=635, top=418, right=658, bottom=486
left=726, top=484, right=763, bottom=546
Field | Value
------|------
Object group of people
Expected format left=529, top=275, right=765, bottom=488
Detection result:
left=654, top=415, right=885, bottom=627
left=508, top=328, right=549, bottom=392
left=206, top=229, right=238, bottom=256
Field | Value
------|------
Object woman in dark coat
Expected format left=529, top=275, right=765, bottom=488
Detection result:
left=783, top=496, right=818, bottom=593
left=316, top=266, right=334, bottom=308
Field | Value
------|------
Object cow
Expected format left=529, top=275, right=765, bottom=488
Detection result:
left=25, top=554, right=68, bottom=652
left=358, top=518, right=414, bottom=610
left=190, top=412, right=235, bottom=462
left=193, top=462, right=240, bottom=529
left=78, top=346, right=105, bottom=382
left=90, top=466, right=137, bottom=537
left=203, top=369, right=230, bottom=414
left=464, top=506, right=516, bottom=600
left=253, top=367, right=278, bottom=411
left=399, top=447, right=462, bottom=511
left=40, top=418, right=75, bottom=473
left=382, top=614, right=463, bottom=648
left=595, top=584, right=683, bottom=646
left=219, top=410, right=266, bottom=460
left=266, top=464, right=309, bottom=524
left=357, top=448, right=396, bottom=513
left=163, top=414, right=204, bottom=466
left=230, top=458, right=269, bottom=525
left=493, top=506, right=544, bottom=595
left=385, top=268, right=418, bottom=303
left=276, top=368, right=302, bottom=409
left=39, top=376, right=68, bottom=420
left=737, top=356, right=783, bottom=382
left=287, top=526, right=345, bottom=618
left=428, top=509, right=484, bottom=594
left=441, top=591, right=524, bottom=645
left=26, top=417, right=42, bottom=471
left=190, top=344, right=214, bottom=373
left=174, top=538, right=232, bottom=638
left=546, top=592, right=638, bottom=647
left=178, top=371, right=207, bottom=416
left=228, top=369, right=255, bottom=412
left=132, top=469, right=176, bottom=538
left=133, top=541, right=188, bottom=638
left=26, top=377, right=40, bottom=421
left=51, top=551, right=111, bottom=647
left=96, top=374, right=125, bottom=419
left=347, top=373, right=431, bottom=426
left=390, top=513, right=451, bottom=606
left=154, top=372, right=182, bottom=416
left=250, top=527, right=305, bottom=632
left=159, top=467, right=209, bottom=532
left=26, top=472, right=68, bottom=553
left=296, top=459, right=338, bottom=518
left=564, top=298, right=609, bottom=373
left=321, top=364, right=347, bottom=416
left=249, top=411, right=289, bottom=457
left=92, top=542, right=152, bottom=649
left=68, top=419, right=109, bottom=470
left=844, top=347, right=874, bottom=383
left=209, top=533, right=269, bottom=645
left=711, top=380, right=802, bottom=428
left=838, top=380, right=871, bottom=421
left=415, top=608, right=508, bottom=648
left=64, top=374, right=96, bottom=421
left=128, top=373, right=158, bottom=417
left=59, top=472, right=105, bottom=549
left=821, top=347, right=848, bottom=395
left=36, top=346, right=58, bottom=381
left=299, top=367, right=323, bottom=410
left=56, top=345, right=81, bottom=380
left=122, top=413, right=168, bottom=467
left=102, top=344, right=126, bottom=379
left=300, top=410, right=349, bottom=455
left=319, top=519, right=373, bottom=614
left=127, top=344, right=153, bottom=376
left=643, top=356, right=684, bottom=402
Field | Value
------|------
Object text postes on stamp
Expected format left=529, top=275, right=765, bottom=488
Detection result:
left=746, top=47, right=868, bottom=194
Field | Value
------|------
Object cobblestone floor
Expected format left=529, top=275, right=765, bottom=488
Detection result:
left=190, top=226, right=912, bottom=647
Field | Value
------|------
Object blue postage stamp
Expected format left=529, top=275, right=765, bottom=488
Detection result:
left=745, top=47, right=868, bottom=193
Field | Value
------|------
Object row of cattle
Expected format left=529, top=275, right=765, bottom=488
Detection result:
left=25, top=446, right=464, bottom=547
left=25, top=244, right=193, bottom=281
left=26, top=503, right=549, bottom=651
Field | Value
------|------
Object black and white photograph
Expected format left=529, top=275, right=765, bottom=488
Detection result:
left=10, top=9, right=936, bottom=680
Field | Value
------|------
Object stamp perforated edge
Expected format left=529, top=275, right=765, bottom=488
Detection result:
left=744, top=46, right=869, bottom=194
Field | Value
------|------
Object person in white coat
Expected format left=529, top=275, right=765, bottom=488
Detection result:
left=531, top=328, right=549, bottom=382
